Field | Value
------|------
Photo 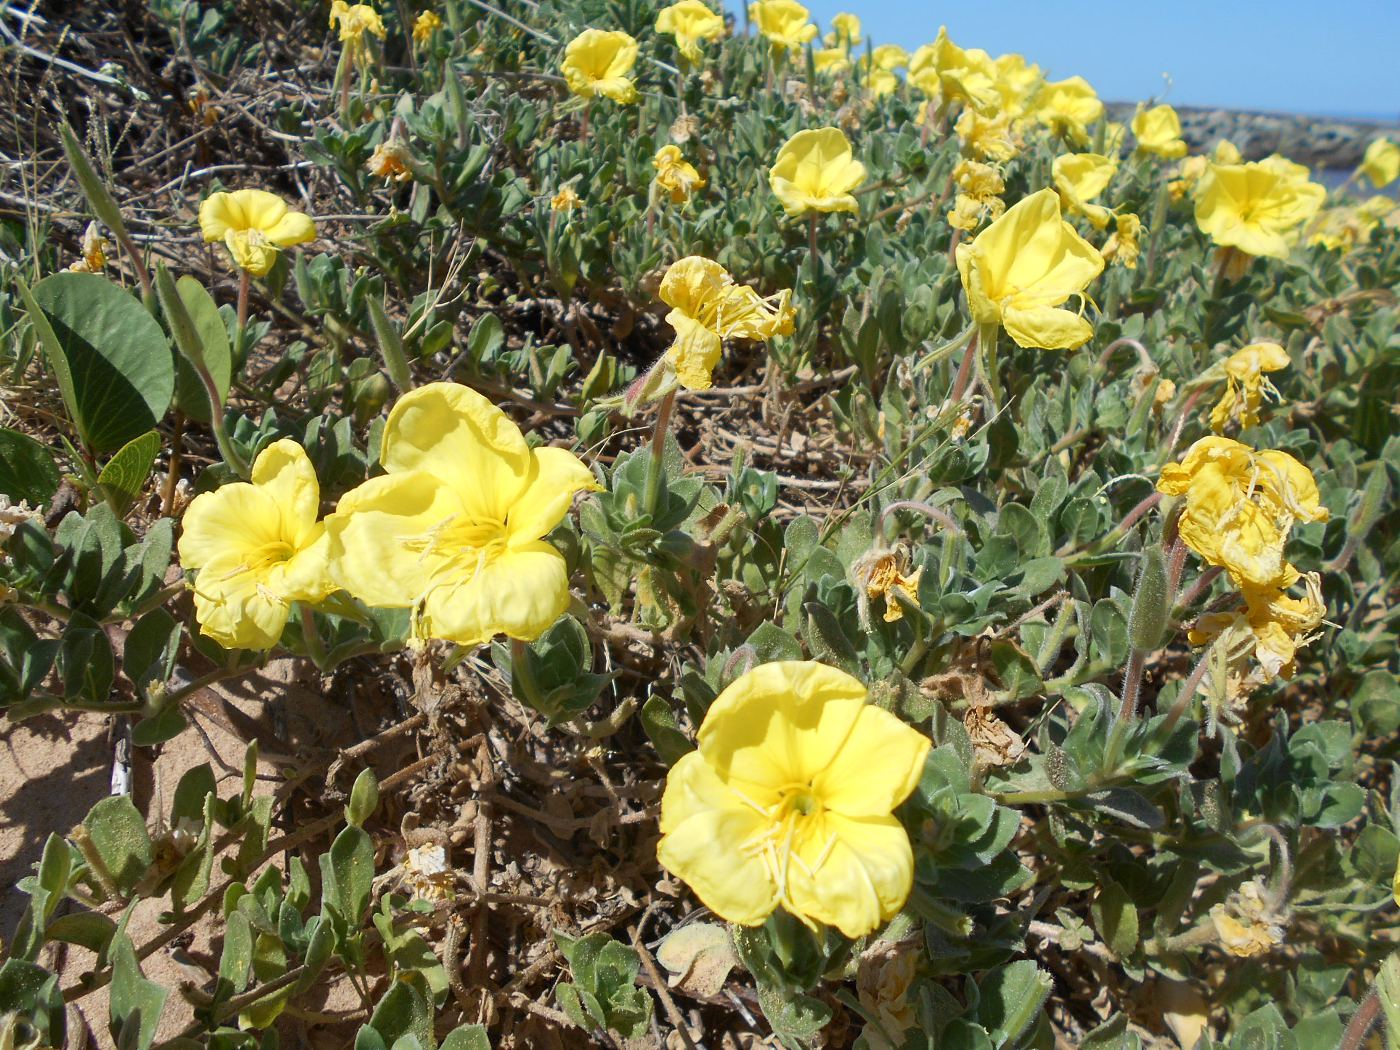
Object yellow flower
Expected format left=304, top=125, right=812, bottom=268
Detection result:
left=1193, top=158, right=1325, bottom=259
left=561, top=29, right=639, bottom=104
left=1168, top=154, right=1209, bottom=202
left=824, top=12, right=861, bottom=47
left=367, top=140, right=413, bottom=183
left=947, top=159, right=1005, bottom=232
left=1214, top=139, right=1243, bottom=165
left=1209, top=342, right=1289, bottom=432
left=550, top=185, right=581, bottom=211
left=329, top=0, right=385, bottom=63
left=908, top=27, right=998, bottom=113
left=768, top=127, right=866, bottom=217
left=855, top=44, right=906, bottom=95
left=655, top=1, right=724, bottom=64
left=657, top=257, right=794, bottom=391
left=657, top=661, right=930, bottom=937
left=813, top=46, right=851, bottom=74
left=1103, top=120, right=1128, bottom=155
left=859, top=551, right=923, bottom=623
left=1132, top=103, right=1188, bottom=159
left=748, top=0, right=817, bottom=54
left=68, top=222, right=108, bottom=273
left=1359, top=137, right=1400, bottom=188
left=178, top=440, right=332, bottom=650
left=324, top=383, right=599, bottom=647
left=870, top=43, right=907, bottom=71
left=653, top=145, right=706, bottom=204
left=199, top=189, right=316, bottom=277
left=1209, top=882, right=1285, bottom=958
left=1190, top=571, right=1325, bottom=684
left=955, top=108, right=1018, bottom=162
left=991, top=52, right=1042, bottom=119
left=1034, top=76, right=1104, bottom=146
left=1157, top=436, right=1328, bottom=590
left=411, top=9, right=441, bottom=43
left=1102, top=212, right=1142, bottom=269
left=954, top=188, right=1104, bottom=350
left=1309, top=198, right=1393, bottom=252
left=1052, top=152, right=1117, bottom=229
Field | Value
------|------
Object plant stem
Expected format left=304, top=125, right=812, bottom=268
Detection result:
left=1338, top=987, right=1380, bottom=1050
left=949, top=330, right=979, bottom=402
left=807, top=213, right=820, bottom=274
left=642, top=390, right=676, bottom=517
left=235, top=268, right=251, bottom=355
left=1156, top=650, right=1211, bottom=740
left=300, top=605, right=329, bottom=670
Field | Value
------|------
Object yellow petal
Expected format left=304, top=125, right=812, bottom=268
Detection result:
left=665, top=311, right=723, bottom=390
left=380, top=383, right=532, bottom=522
left=418, top=541, right=570, bottom=646
left=657, top=754, right=779, bottom=925
left=697, top=661, right=868, bottom=794
left=768, top=128, right=865, bottom=217
left=505, top=446, right=600, bottom=545
left=786, top=812, right=915, bottom=938
left=190, top=549, right=292, bottom=651
left=264, top=210, right=317, bottom=248
left=178, top=483, right=283, bottom=569
left=810, top=706, right=929, bottom=817
left=250, top=439, right=321, bottom=548
left=1001, top=303, right=1095, bottom=351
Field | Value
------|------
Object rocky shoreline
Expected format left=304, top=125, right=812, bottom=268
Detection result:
left=1105, top=103, right=1399, bottom=169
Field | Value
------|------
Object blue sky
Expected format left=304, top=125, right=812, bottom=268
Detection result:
left=733, top=1, right=1400, bottom=119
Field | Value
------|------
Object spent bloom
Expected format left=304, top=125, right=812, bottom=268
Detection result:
left=178, top=440, right=332, bottom=650
left=550, top=185, right=582, bottom=212
left=68, top=222, right=108, bottom=274
left=1309, top=196, right=1396, bottom=252
left=947, top=159, right=1005, bottom=232
left=1101, top=212, right=1142, bottom=269
left=561, top=29, right=639, bottom=104
left=653, top=257, right=794, bottom=392
left=1194, top=157, right=1325, bottom=259
left=412, top=9, right=441, bottom=43
left=199, top=189, right=316, bottom=277
left=400, top=844, right=455, bottom=902
left=656, top=661, right=931, bottom=937
left=956, top=108, right=1019, bottom=162
left=652, top=144, right=706, bottom=204
left=1034, top=76, right=1104, bottom=146
left=1209, top=342, right=1289, bottom=432
left=325, top=383, right=599, bottom=647
left=655, top=1, right=725, bottom=64
left=1209, top=882, right=1287, bottom=958
left=1052, top=152, right=1117, bottom=229
left=749, top=0, right=817, bottom=54
left=955, top=188, right=1104, bottom=350
left=853, top=547, right=923, bottom=627
left=1359, top=137, right=1400, bottom=188
left=367, top=139, right=413, bottom=183
left=768, top=127, right=866, bottom=217
left=1157, top=436, right=1328, bottom=590
left=1132, top=103, right=1188, bottom=159
left=1190, top=570, right=1325, bottom=687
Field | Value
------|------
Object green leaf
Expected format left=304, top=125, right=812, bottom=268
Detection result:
left=439, top=1026, right=491, bottom=1050
left=109, top=933, right=168, bottom=1050
left=97, top=430, right=160, bottom=513
left=976, top=960, right=1053, bottom=1048
left=0, top=426, right=62, bottom=504
left=1091, top=879, right=1139, bottom=959
left=171, top=275, right=233, bottom=424
left=83, top=795, right=153, bottom=896
left=346, top=768, right=379, bottom=828
left=46, top=912, right=118, bottom=953
left=640, top=694, right=694, bottom=766
left=368, top=975, right=435, bottom=1050
left=27, top=273, right=174, bottom=453
left=755, top=982, right=831, bottom=1050
left=321, top=826, right=374, bottom=925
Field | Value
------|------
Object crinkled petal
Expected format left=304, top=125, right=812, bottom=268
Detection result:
left=1001, top=303, right=1094, bottom=350
left=190, top=549, right=292, bottom=651
left=179, top=483, right=283, bottom=569
left=786, top=812, right=915, bottom=938
left=418, top=541, right=570, bottom=646
left=665, top=312, right=724, bottom=390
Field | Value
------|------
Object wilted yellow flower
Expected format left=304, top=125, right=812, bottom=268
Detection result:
left=656, top=257, right=794, bottom=390
left=411, top=9, right=441, bottom=43
left=908, top=27, right=998, bottom=113
left=749, top=0, right=817, bottom=54
left=1209, top=882, right=1285, bottom=958
left=1102, top=212, right=1142, bottom=269
left=653, top=144, right=706, bottom=204
left=400, top=844, right=454, bottom=901
left=991, top=52, right=1042, bottom=118
left=561, top=29, right=639, bottom=104
left=1359, top=137, right=1400, bottom=188
left=68, top=222, right=108, bottom=273
left=858, top=550, right=923, bottom=623
left=199, top=189, right=316, bottom=277
left=1132, top=103, right=1188, bottom=159
left=955, top=108, right=1018, bottom=162
left=1209, top=342, right=1289, bottom=432
left=857, top=943, right=919, bottom=1049
left=1157, top=436, right=1328, bottom=590
left=1034, top=76, right=1104, bottom=146
left=947, top=159, right=1005, bottom=232
left=367, top=140, right=413, bottom=183
left=550, top=185, right=581, bottom=211
left=1154, top=377, right=1177, bottom=406
left=657, top=661, right=930, bottom=937
left=655, top=0, right=724, bottom=64
left=1052, top=152, right=1117, bottom=229
left=1194, top=158, right=1325, bottom=259
left=768, top=127, right=866, bottom=217
left=955, top=188, right=1104, bottom=350
left=179, top=440, right=332, bottom=650
left=325, top=383, right=599, bottom=647
left=329, top=0, right=385, bottom=64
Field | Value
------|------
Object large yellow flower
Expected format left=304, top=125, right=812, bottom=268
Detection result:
left=954, top=188, right=1104, bottom=350
left=991, top=53, right=1042, bottom=119
left=824, top=11, right=861, bottom=47
left=908, top=27, right=998, bottom=113
left=748, top=0, right=817, bottom=53
left=325, top=384, right=599, bottom=647
left=1157, top=436, right=1328, bottom=590
left=657, top=661, right=930, bottom=938
left=655, top=1, right=724, bottom=64
left=1052, top=152, right=1118, bottom=229
left=1132, top=104, right=1188, bottom=159
left=178, top=440, right=332, bottom=650
left=199, top=189, right=316, bottom=277
left=561, top=29, right=639, bottom=104
left=1209, top=342, right=1290, bottom=432
left=1359, top=137, right=1400, bottom=188
left=1193, top=158, right=1325, bottom=259
left=1034, top=76, right=1104, bottom=146
left=768, top=127, right=866, bottom=217
left=658, top=257, right=794, bottom=390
